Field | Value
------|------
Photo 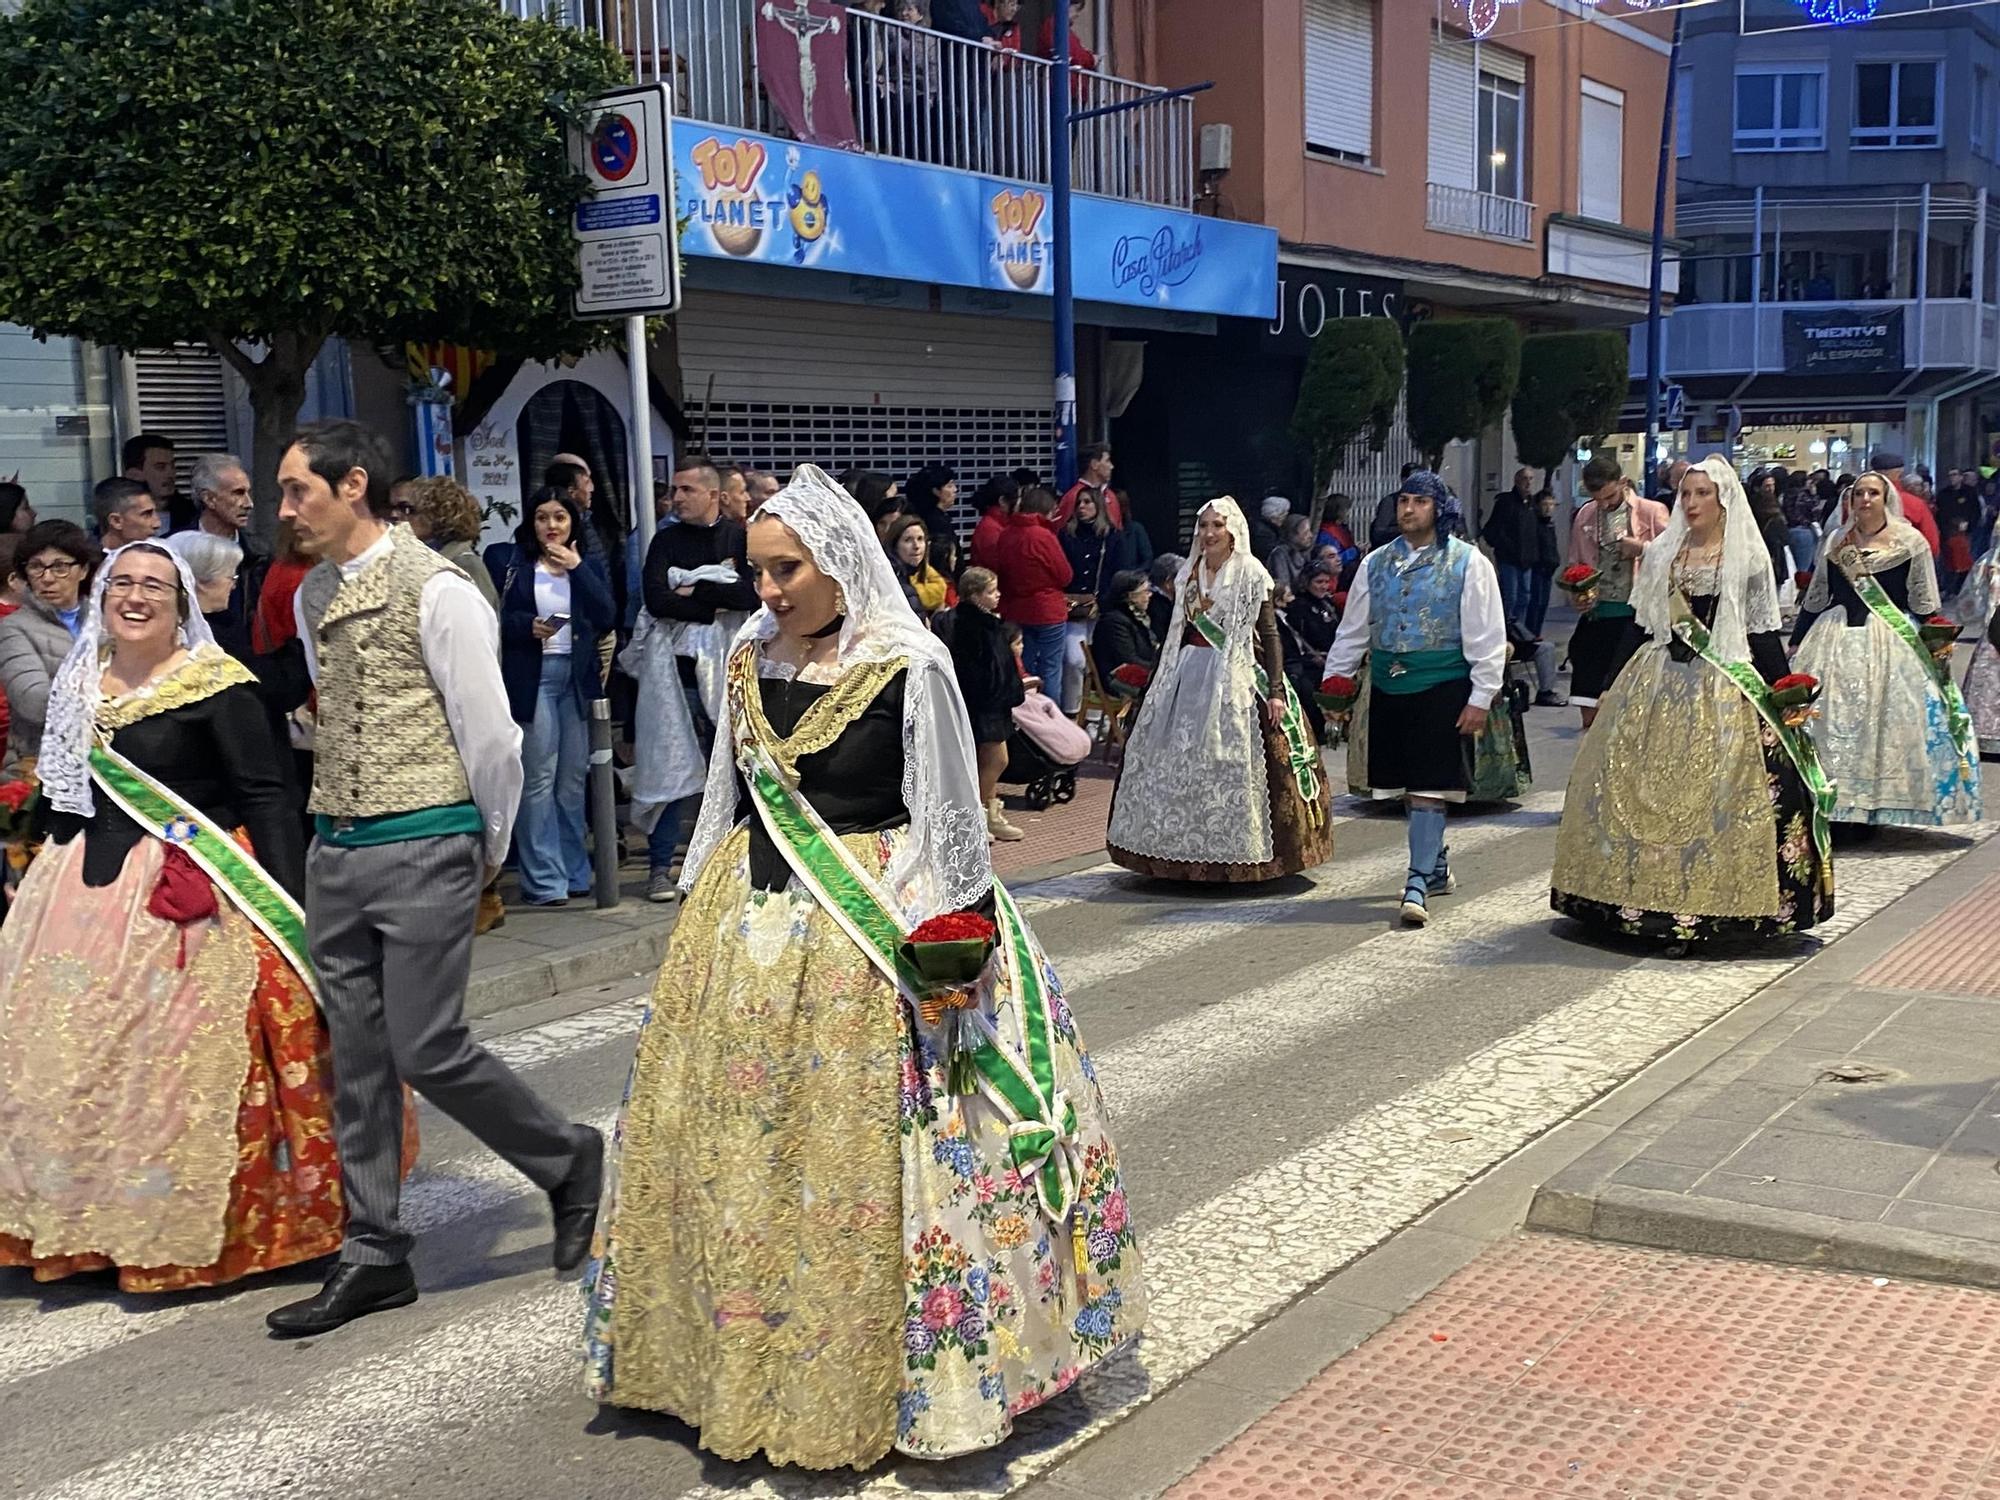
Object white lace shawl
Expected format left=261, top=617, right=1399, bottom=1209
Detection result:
left=1804, top=470, right=1939, bottom=617
left=1632, top=456, right=1780, bottom=665
left=1139, top=497, right=1275, bottom=732
left=677, top=464, right=993, bottom=918
left=39, top=542, right=216, bottom=818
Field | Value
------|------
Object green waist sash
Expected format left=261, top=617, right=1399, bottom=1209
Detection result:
left=1672, top=611, right=1837, bottom=873
left=313, top=801, right=484, bottom=848
left=90, top=743, right=317, bottom=1002
left=1188, top=606, right=1325, bottom=820
left=1848, top=568, right=1977, bottom=772
left=739, top=745, right=1082, bottom=1226
left=1586, top=601, right=1636, bottom=620
left=1369, top=646, right=1470, bottom=696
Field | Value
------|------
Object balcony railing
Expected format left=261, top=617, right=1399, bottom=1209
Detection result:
left=503, top=0, right=1195, bottom=208
left=1425, top=182, right=1535, bottom=245
left=1629, top=298, right=2000, bottom=381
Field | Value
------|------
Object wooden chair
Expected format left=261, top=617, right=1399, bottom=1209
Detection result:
left=1075, top=641, right=1135, bottom=761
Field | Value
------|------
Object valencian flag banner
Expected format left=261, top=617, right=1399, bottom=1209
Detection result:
left=755, top=0, right=859, bottom=149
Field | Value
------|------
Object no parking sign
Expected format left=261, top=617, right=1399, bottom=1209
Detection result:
left=570, top=84, right=681, bottom=319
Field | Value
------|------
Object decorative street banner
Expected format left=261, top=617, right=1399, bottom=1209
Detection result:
left=1782, top=307, right=1905, bottom=377
left=673, top=126, right=1278, bottom=320
left=754, top=0, right=858, bottom=149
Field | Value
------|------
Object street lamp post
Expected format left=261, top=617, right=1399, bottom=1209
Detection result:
left=1642, top=5, right=1686, bottom=500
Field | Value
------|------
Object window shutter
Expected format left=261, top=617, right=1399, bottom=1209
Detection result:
left=131, top=345, right=231, bottom=492
left=1304, top=0, right=1374, bottom=160
left=1579, top=80, right=1625, bottom=223
left=1429, top=36, right=1477, bottom=190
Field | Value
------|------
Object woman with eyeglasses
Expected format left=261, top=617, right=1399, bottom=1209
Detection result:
left=0, top=519, right=96, bottom=780
left=0, top=542, right=405, bottom=1292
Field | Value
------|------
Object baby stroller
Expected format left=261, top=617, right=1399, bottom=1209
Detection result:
left=1002, top=689, right=1091, bottom=810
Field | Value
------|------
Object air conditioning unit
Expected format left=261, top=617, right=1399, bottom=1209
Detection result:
left=1199, top=122, right=1233, bottom=174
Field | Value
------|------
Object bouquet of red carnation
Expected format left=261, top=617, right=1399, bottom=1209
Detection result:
left=1316, top=673, right=1360, bottom=715
left=1919, top=614, right=1961, bottom=658
left=1770, top=672, right=1820, bottom=729
left=1558, top=564, right=1601, bottom=613
left=1109, top=662, right=1151, bottom=691
left=0, top=778, right=38, bottom=843
left=901, top=911, right=999, bottom=1093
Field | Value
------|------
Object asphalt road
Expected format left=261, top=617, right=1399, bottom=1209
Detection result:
left=5, top=704, right=1994, bottom=1500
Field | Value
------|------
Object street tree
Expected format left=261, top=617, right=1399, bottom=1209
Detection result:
left=1510, top=331, right=1629, bottom=484
left=1289, top=317, right=1405, bottom=529
left=1405, top=318, right=1522, bottom=470
left=0, top=0, right=630, bottom=521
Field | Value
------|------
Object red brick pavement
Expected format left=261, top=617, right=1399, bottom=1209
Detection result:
left=990, top=760, right=1117, bottom=880
left=1858, top=871, right=2000, bottom=998
left=1168, top=1234, right=2000, bottom=1500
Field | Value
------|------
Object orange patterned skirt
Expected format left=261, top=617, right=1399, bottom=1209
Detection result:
left=0, top=834, right=415, bottom=1294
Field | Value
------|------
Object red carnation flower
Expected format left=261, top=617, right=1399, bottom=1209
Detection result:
left=1926, top=614, right=1955, bottom=628
left=1322, top=674, right=1360, bottom=698
left=1561, top=564, right=1598, bottom=587
left=0, top=780, right=36, bottom=814
left=1109, top=663, right=1151, bottom=689
left=907, top=912, right=997, bottom=946
left=1772, top=673, right=1818, bottom=694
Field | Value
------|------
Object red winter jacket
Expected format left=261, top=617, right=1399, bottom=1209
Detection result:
left=970, top=506, right=1009, bottom=570
left=992, top=512, right=1074, bottom=626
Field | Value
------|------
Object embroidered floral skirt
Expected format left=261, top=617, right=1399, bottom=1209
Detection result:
left=0, top=833, right=363, bottom=1292
left=1551, top=643, right=1835, bottom=944
left=1962, top=637, right=2000, bottom=758
left=1792, top=614, right=1980, bottom=827
left=582, top=825, right=1144, bottom=1470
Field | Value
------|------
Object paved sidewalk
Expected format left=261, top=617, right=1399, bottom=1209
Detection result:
left=1532, top=827, right=2000, bottom=1288
left=1161, top=1233, right=2000, bottom=1499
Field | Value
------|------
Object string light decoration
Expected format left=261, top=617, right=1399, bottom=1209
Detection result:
left=1461, top=0, right=1881, bottom=38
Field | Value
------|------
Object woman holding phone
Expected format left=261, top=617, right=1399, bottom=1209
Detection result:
left=497, top=486, right=617, bottom=906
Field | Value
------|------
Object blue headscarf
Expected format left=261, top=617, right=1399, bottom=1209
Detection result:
left=1398, top=469, right=1463, bottom=537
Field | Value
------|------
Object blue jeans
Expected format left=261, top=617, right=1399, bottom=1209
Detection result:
left=646, top=680, right=715, bottom=876
left=1019, top=622, right=1067, bottom=696
left=1496, top=562, right=1531, bottom=628
left=1525, top=568, right=1553, bottom=636
left=1785, top=526, right=1818, bottom=579
left=516, top=655, right=593, bottom=903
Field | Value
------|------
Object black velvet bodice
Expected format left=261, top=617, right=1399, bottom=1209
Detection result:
left=737, top=670, right=910, bottom=892
left=1661, top=591, right=1791, bottom=686
left=43, top=680, right=307, bottom=896
left=1826, top=558, right=1913, bottom=626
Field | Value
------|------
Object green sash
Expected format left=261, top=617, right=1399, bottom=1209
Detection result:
left=1671, top=613, right=1837, bottom=871
left=88, top=742, right=317, bottom=1002
left=738, top=744, right=1082, bottom=1225
left=1188, top=607, right=1325, bottom=819
left=1846, top=567, right=1977, bottom=772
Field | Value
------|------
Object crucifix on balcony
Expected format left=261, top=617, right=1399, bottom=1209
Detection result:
left=757, top=0, right=859, bottom=149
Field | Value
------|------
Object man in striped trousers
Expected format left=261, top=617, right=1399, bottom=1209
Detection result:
left=265, top=421, right=604, bottom=1337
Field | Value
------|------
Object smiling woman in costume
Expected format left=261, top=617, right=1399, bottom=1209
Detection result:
left=1789, top=471, right=1980, bottom=828
left=1552, top=457, right=1836, bottom=944
left=1105, top=495, right=1332, bottom=882
left=0, top=542, right=370, bottom=1291
left=582, top=465, right=1144, bottom=1470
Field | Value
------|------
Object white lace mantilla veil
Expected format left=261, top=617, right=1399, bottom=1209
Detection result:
left=39, top=541, right=217, bottom=819
left=1144, top=495, right=1276, bottom=712
left=675, top=463, right=995, bottom=917
left=1802, top=469, right=1938, bottom=616
left=1631, top=455, right=1780, bottom=665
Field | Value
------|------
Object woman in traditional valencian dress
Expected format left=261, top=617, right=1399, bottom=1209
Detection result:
left=1961, top=529, right=2000, bottom=759
left=1105, top=496, right=1331, bottom=881
left=1791, top=471, right=1980, bottom=828
left=0, top=543, right=366, bottom=1291
left=582, top=466, right=1143, bottom=1470
left=1552, top=457, right=1835, bottom=944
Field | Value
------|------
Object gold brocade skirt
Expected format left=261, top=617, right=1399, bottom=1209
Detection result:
left=1553, top=643, right=1829, bottom=937
left=583, top=826, right=1145, bottom=1470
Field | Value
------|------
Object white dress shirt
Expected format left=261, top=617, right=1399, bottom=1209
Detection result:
left=1322, top=536, right=1509, bottom=709
left=296, top=529, right=525, bottom=865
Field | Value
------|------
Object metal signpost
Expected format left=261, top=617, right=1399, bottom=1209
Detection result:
left=570, top=82, right=683, bottom=908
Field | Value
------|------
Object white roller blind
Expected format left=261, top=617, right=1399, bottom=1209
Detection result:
left=1579, top=79, right=1625, bottom=223
left=1478, top=42, right=1526, bottom=84
left=1428, top=37, right=1477, bottom=189
left=1304, top=0, right=1374, bottom=161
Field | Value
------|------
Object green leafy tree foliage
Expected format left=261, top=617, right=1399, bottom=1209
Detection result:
left=0, top=0, right=630, bottom=517
left=1510, top=331, right=1630, bottom=478
left=1288, top=318, right=1405, bottom=524
left=1405, top=318, right=1522, bottom=468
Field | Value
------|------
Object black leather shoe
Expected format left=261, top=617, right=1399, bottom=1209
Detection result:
left=550, top=1126, right=605, bottom=1273
left=265, top=1262, right=418, bottom=1337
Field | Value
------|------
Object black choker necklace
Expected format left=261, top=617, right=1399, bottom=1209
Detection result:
left=807, top=614, right=845, bottom=639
